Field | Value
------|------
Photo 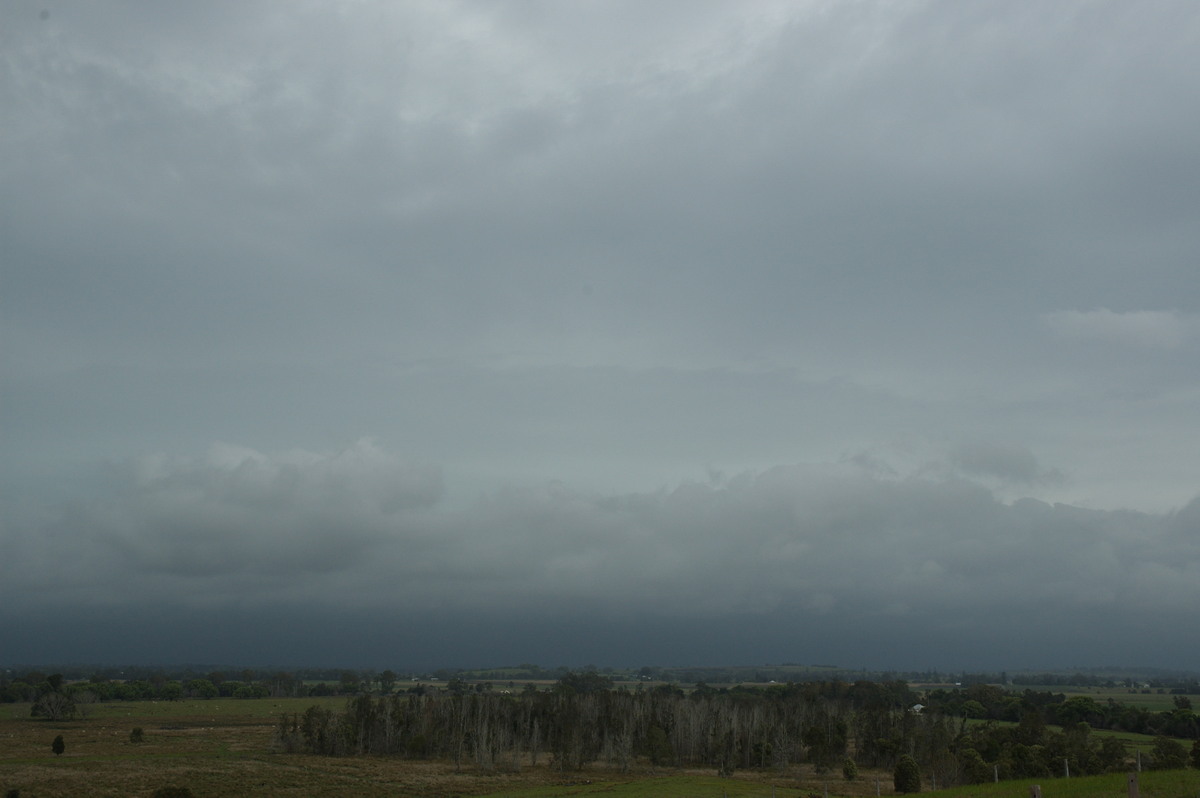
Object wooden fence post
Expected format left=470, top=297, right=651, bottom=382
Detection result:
left=1029, top=785, right=1041, bottom=798
left=1127, top=771, right=1139, bottom=798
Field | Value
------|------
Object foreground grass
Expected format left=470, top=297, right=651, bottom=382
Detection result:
left=473, top=770, right=1200, bottom=798
left=925, top=769, right=1200, bottom=798
left=475, top=773, right=848, bottom=797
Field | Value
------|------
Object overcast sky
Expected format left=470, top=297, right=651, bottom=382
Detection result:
left=4, top=0, right=1200, bottom=672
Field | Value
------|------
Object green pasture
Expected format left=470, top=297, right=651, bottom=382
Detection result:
left=1020, top=686, right=1183, bottom=712
left=927, top=769, right=1200, bottom=798
left=1088, top=726, right=1175, bottom=754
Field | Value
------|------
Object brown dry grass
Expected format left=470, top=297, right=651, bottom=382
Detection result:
left=0, top=699, right=894, bottom=797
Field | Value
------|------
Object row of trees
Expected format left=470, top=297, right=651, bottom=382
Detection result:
left=924, top=683, right=1200, bottom=739
left=277, top=685, right=859, bottom=774
left=276, top=678, right=1200, bottom=785
left=0, top=670, right=396, bottom=711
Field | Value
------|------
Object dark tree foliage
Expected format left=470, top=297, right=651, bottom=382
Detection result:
left=893, top=753, right=921, bottom=793
left=379, top=670, right=398, bottom=694
left=1149, top=735, right=1188, bottom=770
left=555, top=670, right=614, bottom=695
left=801, top=709, right=848, bottom=771
left=51, top=734, right=65, bottom=756
left=957, top=747, right=990, bottom=784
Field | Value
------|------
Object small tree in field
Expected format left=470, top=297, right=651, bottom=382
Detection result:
left=130, top=727, right=145, bottom=744
left=51, top=735, right=65, bottom=756
left=894, top=753, right=921, bottom=793
left=32, top=691, right=75, bottom=721
left=842, top=757, right=858, bottom=781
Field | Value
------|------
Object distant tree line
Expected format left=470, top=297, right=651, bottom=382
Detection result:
left=0, top=669, right=391, bottom=717
left=5, top=664, right=1200, bottom=784
left=922, top=683, right=1200, bottom=739
left=1010, top=673, right=1200, bottom=691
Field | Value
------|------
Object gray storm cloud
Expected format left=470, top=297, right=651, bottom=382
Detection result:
left=3, top=0, right=1200, bottom=667
left=11, top=442, right=1196, bottom=647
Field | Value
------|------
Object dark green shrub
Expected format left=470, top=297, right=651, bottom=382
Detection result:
left=894, top=753, right=921, bottom=793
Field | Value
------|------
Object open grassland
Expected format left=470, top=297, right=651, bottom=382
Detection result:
left=1089, top=726, right=1178, bottom=756
left=3, top=699, right=1198, bottom=797
left=920, top=770, right=1200, bottom=798
left=468, top=770, right=1200, bottom=798
left=470, top=770, right=1200, bottom=798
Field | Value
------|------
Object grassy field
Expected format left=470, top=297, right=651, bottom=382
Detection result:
left=473, top=770, right=1200, bottom=798
left=1019, top=686, right=1184, bottom=713
left=3, top=698, right=1198, bottom=797
left=919, top=770, right=1200, bottom=798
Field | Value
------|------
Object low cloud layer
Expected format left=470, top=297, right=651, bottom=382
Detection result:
left=4, top=441, right=1197, bottom=668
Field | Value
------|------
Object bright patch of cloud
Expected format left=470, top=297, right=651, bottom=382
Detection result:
left=1043, top=308, right=1194, bottom=348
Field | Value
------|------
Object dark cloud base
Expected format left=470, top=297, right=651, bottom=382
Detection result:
left=3, top=441, right=1199, bottom=672
left=3, top=598, right=1194, bottom=673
